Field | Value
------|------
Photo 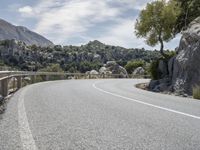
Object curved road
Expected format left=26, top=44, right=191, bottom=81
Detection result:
left=1, top=79, right=200, bottom=150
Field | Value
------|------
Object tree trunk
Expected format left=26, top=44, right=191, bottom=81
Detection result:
left=158, top=35, right=167, bottom=58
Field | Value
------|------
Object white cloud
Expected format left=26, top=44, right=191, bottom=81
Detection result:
left=97, top=19, right=180, bottom=49
left=29, top=0, right=123, bottom=43
left=97, top=19, right=139, bottom=48
left=18, top=6, right=33, bottom=14
left=17, top=0, right=180, bottom=49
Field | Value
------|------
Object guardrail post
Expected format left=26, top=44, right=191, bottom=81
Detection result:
left=12, top=77, right=16, bottom=90
left=17, top=76, right=22, bottom=89
left=1, top=78, right=9, bottom=97
left=103, top=74, right=105, bottom=79
left=45, top=75, right=49, bottom=81
left=60, top=75, right=65, bottom=80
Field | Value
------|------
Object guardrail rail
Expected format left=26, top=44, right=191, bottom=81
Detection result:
left=0, top=71, right=150, bottom=99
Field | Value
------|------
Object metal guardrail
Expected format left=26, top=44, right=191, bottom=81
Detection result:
left=0, top=71, right=150, bottom=99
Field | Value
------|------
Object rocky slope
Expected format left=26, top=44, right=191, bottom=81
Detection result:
left=149, top=17, right=200, bottom=96
left=0, top=39, right=160, bottom=72
left=172, top=17, right=200, bottom=95
left=0, top=18, right=53, bottom=47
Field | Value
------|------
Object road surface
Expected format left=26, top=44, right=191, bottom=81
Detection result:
left=0, top=79, right=200, bottom=150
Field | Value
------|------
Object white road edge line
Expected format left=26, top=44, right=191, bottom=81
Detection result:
left=18, top=86, right=38, bottom=150
left=93, top=82, right=200, bottom=120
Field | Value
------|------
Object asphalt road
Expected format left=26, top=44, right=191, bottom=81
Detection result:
left=0, top=79, right=200, bottom=150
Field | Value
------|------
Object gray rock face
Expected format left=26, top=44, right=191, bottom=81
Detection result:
left=133, top=67, right=145, bottom=76
left=149, top=17, right=200, bottom=95
left=158, top=60, right=168, bottom=78
left=0, top=18, right=53, bottom=47
left=99, top=67, right=112, bottom=75
left=90, top=70, right=99, bottom=75
left=172, top=17, right=200, bottom=95
left=168, top=56, right=175, bottom=78
left=99, top=67, right=107, bottom=74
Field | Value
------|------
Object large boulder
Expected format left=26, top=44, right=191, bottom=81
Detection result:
left=90, top=70, right=99, bottom=75
left=105, top=61, right=128, bottom=78
left=99, top=67, right=112, bottom=78
left=133, top=67, right=145, bottom=76
left=85, top=70, right=99, bottom=79
left=172, top=17, right=200, bottom=95
left=99, top=67, right=107, bottom=74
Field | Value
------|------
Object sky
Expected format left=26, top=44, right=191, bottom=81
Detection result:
left=0, top=0, right=181, bottom=49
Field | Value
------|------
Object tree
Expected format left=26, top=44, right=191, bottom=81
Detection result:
left=135, top=0, right=180, bottom=57
left=174, top=0, right=200, bottom=33
left=125, top=60, right=145, bottom=74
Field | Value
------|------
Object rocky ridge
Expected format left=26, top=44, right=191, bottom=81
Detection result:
left=0, top=18, right=53, bottom=47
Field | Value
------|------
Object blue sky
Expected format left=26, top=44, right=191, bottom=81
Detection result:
left=0, top=0, right=180, bottom=49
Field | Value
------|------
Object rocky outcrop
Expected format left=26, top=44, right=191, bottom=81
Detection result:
left=90, top=70, right=99, bottom=75
left=149, top=17, right=200, bottom=95
left=105, top=61, right=128, bottom=78
left=99, top=67, right=112, bottom=76
left=172, top=17, right=200, bottom=95
left=85, top=70, right=99, bottom=78
left=132, top=67, right=145, bottom=76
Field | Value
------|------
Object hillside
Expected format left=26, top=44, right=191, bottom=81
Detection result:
left=0, top=39, right=161, bottom=73
left=0, top=18, right=53, bottom=47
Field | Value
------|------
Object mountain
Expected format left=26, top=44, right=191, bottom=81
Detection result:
left=0, top=18, right=53, bottom=47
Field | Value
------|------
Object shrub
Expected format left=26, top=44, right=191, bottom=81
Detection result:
left=163, top=50, right=176, bottom=60
left=40, top=64, right=63, bottom=72
left=148, top=50, right=176, bottom=80
left=149, top=60, right=159, bottom=80
left=125, top=60, right=145, bottom=74
left=193, top=86, right=200, bottom=100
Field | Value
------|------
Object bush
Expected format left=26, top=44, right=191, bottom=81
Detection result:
left=40, top=64, right=63, bottom=72
left=193, top=86, right=200, bottom=100
left=149, top=51, right=176, bottom=80
left=149, top=60, right=159, bottom=80
left=125, top=60, right=145, bottom=74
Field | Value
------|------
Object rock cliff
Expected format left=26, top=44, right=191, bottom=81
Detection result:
left=172, top=17, right=200, bottom=95
left=149, top=17, right=200, bottom=96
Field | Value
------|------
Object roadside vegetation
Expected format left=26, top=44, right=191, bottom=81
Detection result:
left=149, top=51, right=176, bottom=80
left=0, top=40, right=160, bottom=72
left=125, top=60, right=145, bottom=74
left=193, top=86, right=200, bottom=100
left=135, top=0, right=199, bottom=79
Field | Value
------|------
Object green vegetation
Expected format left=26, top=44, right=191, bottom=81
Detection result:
left=135, top=0, right=198, bottom=81
left=39, top=64, right=64, bottom=81
left=0, top=40, right=161, bottom=72
left=149, top=51, right=176, bottom=80
left=149, top=60, right=160, bottom=80
left=135, top=0, right=180, bottom=57
left=193, top=86, right=200, bottom=100
left=125, top=60, right=145, bottom=74
left=164, top=50, right=176, bottom=60
left=39, top=64, right=63, bottom=72
left=174, top=0, right=200, bottom=33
